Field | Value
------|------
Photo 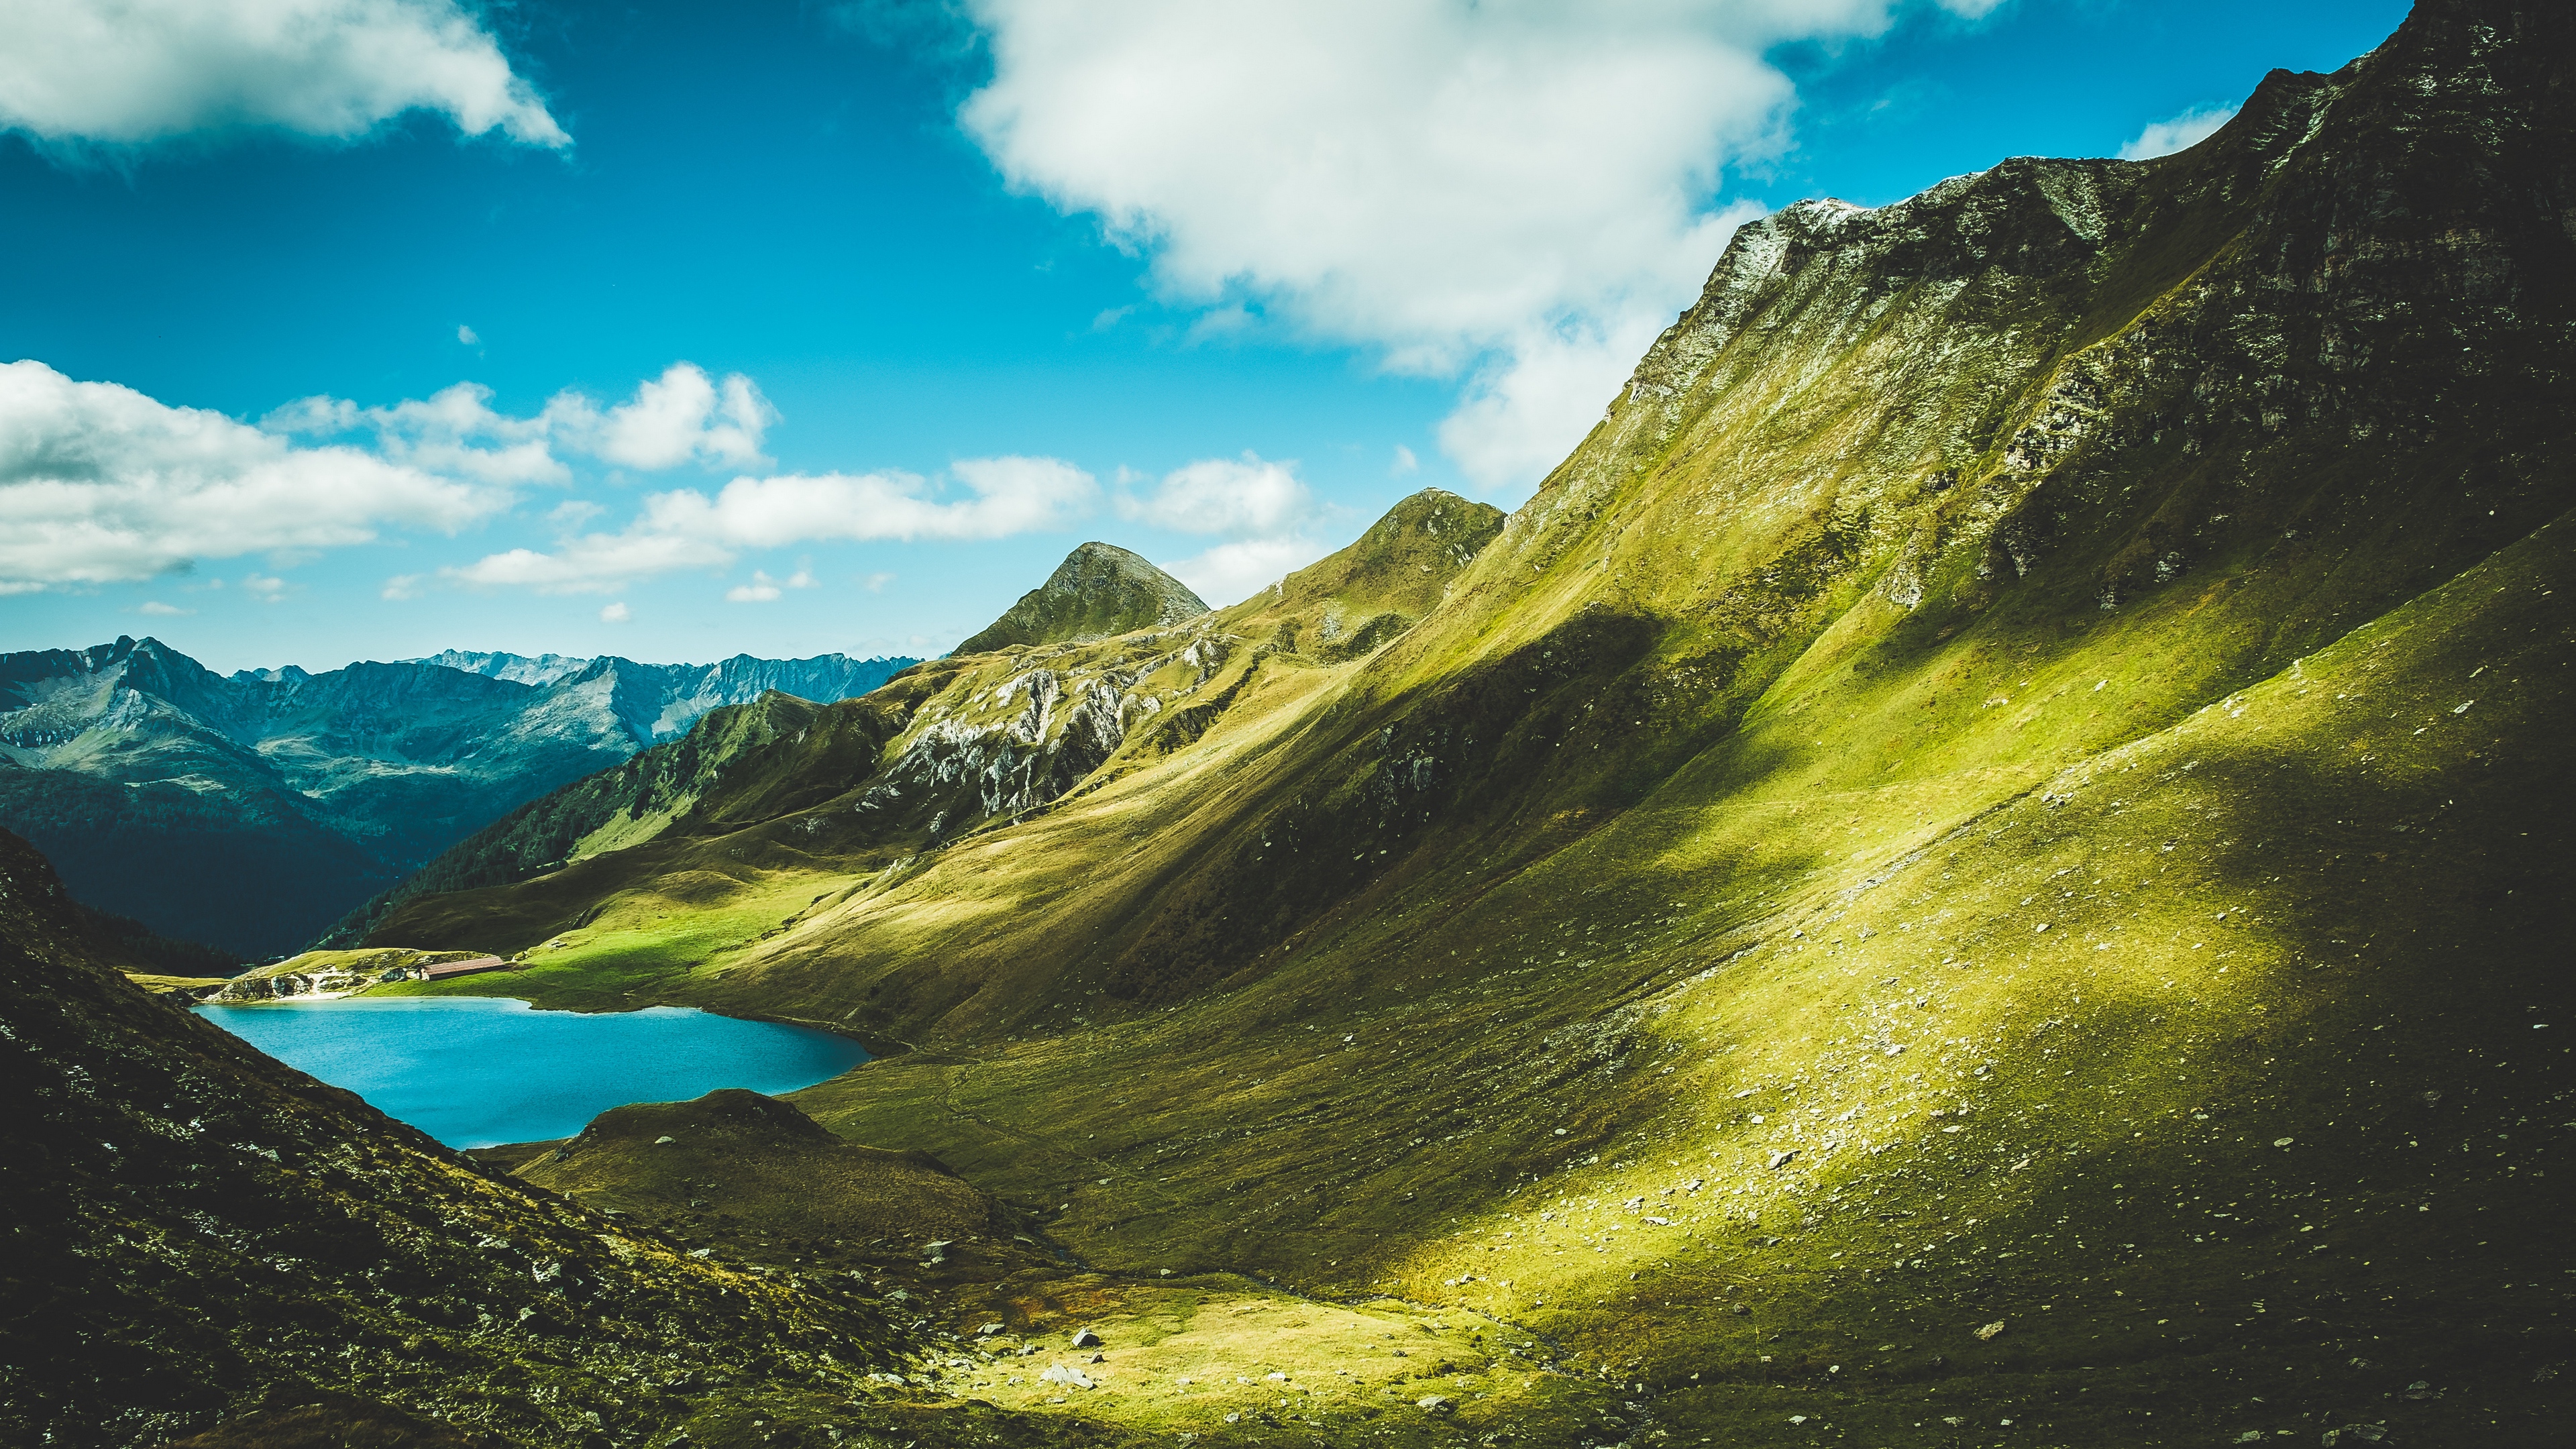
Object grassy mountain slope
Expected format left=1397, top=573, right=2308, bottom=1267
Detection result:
left=365, top=4, right=2569, bottom=1443
left=360, top=489, right=1506, bottom=1010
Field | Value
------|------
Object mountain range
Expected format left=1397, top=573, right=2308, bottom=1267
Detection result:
left=0, top=641, right=913, bottom=957
left=12, top=3, right=2573, bottom=1445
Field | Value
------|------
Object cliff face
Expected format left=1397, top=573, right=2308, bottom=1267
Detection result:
left=951, top=541, right=1210, bottom=655
left=0, top=641, right=914, bottom=955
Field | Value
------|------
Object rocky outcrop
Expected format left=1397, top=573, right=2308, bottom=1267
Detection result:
left=952, top=543, right=1209, bottom=655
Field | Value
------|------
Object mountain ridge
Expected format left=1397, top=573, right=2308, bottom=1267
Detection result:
left=348, top=3, right=2575, bottom=1442
left=0, top=637, right=916, bottom=955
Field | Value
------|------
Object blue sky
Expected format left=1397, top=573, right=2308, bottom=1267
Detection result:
left=0, top=0, right=2409, bottom=672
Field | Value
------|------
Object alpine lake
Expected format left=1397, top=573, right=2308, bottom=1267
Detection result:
left=197, top=996, right=869, bottom=1148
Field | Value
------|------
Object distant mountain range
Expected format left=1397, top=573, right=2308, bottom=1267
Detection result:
left=0, top=639, right=914, bottom=957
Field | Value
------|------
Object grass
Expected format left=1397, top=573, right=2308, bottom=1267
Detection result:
left=390, top=18, right=2576, bottom=1444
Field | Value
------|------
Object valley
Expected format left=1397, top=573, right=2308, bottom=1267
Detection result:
left=6, top=3, right=2571, bottom=1447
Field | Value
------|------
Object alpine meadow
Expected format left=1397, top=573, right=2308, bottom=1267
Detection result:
left=2, top=3, right=2571, bottom=1448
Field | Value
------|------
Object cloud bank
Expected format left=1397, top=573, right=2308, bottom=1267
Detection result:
left=0, top=359, right=508, bottom=592
left=956, top=0, right=2002, bottom=492
left=0, top=0, right=568, bottom=148
left=265, top=362, right=777, bottom=482
left=443, top=456, right=1100, bottom=594
left=1112, top=451, right=1327, bottom=606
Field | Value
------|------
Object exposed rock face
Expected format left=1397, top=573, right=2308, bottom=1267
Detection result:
left=953, top=543, right=1210, bottom=655
left=0, top=639, right=914, bottom=955
left=0, top=827, right=929, bottom=1448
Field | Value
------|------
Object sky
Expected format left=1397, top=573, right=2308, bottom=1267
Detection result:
left=0, top=0, right=2410, bottom=673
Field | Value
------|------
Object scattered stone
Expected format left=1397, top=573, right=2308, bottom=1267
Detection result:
left=977, top=1322, right=1004, bottom=1336
left=2320, top=1424, right=2387, bottom=1446
left=2401, top=1381, right=2434, bottom=1401
left=653, top=1135, right=676, bottom=1144
left=1974, top=1321, right=2006, bottom=1342
left=1071, top=1327, right=1103, bottom=1348
left=1767, top=1149, right=1796, bottom=1170
left=1039, top=1362, right=1095, bottom=1389
left=1088, top=1352, right=1105, bottom=1364
left=1416, top=1395, right=1454, bottom=1414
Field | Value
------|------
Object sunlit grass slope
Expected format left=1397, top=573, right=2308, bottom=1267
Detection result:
left=380, top=4, right=2571, bottom=1444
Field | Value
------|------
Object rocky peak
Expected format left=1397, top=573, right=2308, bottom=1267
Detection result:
left=952, top=541, right=1210, bottom=655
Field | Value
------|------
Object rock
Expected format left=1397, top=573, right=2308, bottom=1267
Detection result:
left=1416, top=1395, right=1454, bottom=1414
left=1039, top=1362, right=1095, bottom=1389
left=976, top=1322, right=1004, bottom=1336
left=1071, top=1327, right=1103, bottom=1348
left=2320, top=1425, right=2387, bottom=1446
left=1767, top=1149, right=1796, bottom=1170
left=653, top=1135, right=676, bottom=1144
left=1974, top=1321, right=2006, bottom=1342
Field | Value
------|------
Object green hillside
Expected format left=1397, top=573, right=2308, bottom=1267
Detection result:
left=355, top=3, right=2573, bottom=1444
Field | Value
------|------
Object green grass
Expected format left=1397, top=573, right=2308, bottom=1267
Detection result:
left=391, top=23, right=2576, bottom=1444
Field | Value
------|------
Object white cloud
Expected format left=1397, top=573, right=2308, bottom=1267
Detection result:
left=458, top=323, right=480, bottom=345
left=443, top=529, right=733, bottom=595
left=1162, top=535, right=1332, bottom=610
left=863, top=571, right=896, bottom=592
left=725, top=566, right=813, bottom=602
left=444, top=455, right=1097, bottom=592
left=599, top=600, right=631, bottom=623
left=268, top=363, right=777, bottom=481
left=2118, top=103, right=2238, bottom=161
left=647, top=456, right=1098, bottom=547
left=136, top=600, right=191, bottom=616
left=0, top=358, right=511, bottom=591
left=381, top=573, right=423, bottom=600
left=585, top=364, right=777, bottom=472
left=1117, top=452, right=1309, bottom=536
left=0, top=0, right=568, bottom=148
left=1390, top=444, right=1418, bottom=477
left=956, top=0, right=1999, bottom=493
left=243, top=572, right=289, bottom=603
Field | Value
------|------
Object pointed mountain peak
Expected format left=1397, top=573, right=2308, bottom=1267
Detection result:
left=953, top=542, right=1209, bottom=655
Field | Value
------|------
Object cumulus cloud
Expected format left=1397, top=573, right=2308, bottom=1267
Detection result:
left=444, top=456, right=1097, bottom=593
left=599, top=600, right=631, bottom=623
left=268, top=363, right=777, bottom=481
left=1116, top=452, right=1309, bottom=536
left=0, top=358, right=510, bottom=591
left=2117, top=103, right=2239, bottom=161
left=1110, top=451, right=1326, bottom=606
left=955, top=0, right=1998, bottom=492
left=583, top=364, right=777, bottom=472
left=136, top=600, right=192, bottom=616
left=0, top=0, right=568, bottom=148
left=1162, top=535, right=1332, bottom=610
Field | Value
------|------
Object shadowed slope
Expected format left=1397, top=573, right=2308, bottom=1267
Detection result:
left=347, top=5, right=2571, bottom=1444
left=0, top=826, right=1123, bottom=1449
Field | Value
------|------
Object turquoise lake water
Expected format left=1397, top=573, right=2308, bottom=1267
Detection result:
left=198, top=996, right=869, bottom=1148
